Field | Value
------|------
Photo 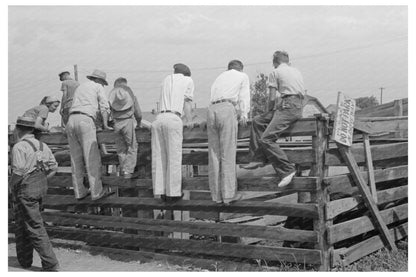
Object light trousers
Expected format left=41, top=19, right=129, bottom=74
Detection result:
left=66, top=114, right=103, bottom=199
left=114, top=118, right=138, bottom=174
left=151, top=113, right=183, bottom=197
left=207, top=102, right=238, bottom=202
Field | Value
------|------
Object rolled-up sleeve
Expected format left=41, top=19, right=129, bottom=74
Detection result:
left=44, top=145, right=58, bottom=171
left=11, top=145, right=26, bottom=175
left=238, top=74, right=251, bottom=119
left=267, top=71, right=278, bottom=89
left=184, top=78, right=194, bottom=102
left=97, top=85, right=110, bottom=114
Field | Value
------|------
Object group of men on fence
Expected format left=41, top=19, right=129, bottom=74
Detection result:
left=9, top=49, right=306, bottom=271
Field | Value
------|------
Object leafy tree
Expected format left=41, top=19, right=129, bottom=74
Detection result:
left=250, top=73, right=269, bottom=117
left=355, top=96, right=379, bottom=109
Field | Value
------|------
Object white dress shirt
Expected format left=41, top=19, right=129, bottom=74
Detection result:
left=268, top=63, right=305, bottom=96
left=159, top=73, right=194, bottom=115
left=210, top=69, right=250, bottom=119
left=70, top=80, right=110, bottom=119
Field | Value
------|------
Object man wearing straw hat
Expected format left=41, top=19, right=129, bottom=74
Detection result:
left=109, top=77, right=142, bottom=179
left=66, top=69, right=114, bottom=201
left=9, top=116, right=59, bottom=271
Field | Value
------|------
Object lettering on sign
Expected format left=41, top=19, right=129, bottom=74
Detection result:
left=332, top=92, right=356, bottom=146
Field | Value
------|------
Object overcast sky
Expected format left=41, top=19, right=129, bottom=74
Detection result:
left=8, top=5, right=408, bottom=125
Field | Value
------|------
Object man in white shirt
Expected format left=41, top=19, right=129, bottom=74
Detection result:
left=152, top=63, right=194, bottom=202
left=208, top=60, right=250, bottom=205
left=66, top=69, right=114, bottom=201
left=243, top=51, right=305, bottom=188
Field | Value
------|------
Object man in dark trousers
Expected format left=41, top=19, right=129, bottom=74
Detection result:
left=10, top=116, right=59, bottom=271
left=242, top=50, right=305, bottom=187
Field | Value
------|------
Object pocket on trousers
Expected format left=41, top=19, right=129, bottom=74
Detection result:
left=20, top=172, right=47, bottom=199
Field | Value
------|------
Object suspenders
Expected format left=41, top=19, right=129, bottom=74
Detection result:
left=22, top=139, right=45, bottom=172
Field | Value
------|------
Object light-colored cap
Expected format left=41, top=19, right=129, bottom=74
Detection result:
left=109, top=88, right=133, bottom=111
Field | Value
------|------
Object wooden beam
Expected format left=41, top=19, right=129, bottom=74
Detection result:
left=332, top=222, right=407, bottom=267
left=42, top=212, right=318, bottom=242
left=325, top=185, right=408, bottom=220
left=325, top=142, right=407, bottom=166
left=325, top=165, right=408, bottom=194
left=43, top=195, right=319, bottom=218
left=47, top=174, right=319, bottom=192
left=336, top=143, right=398, bottom=252
left=363, top=134, right=377, bottom=202
left=46, top=227, right=323, bottom=264
left=328, top=202, right=407, bottom=244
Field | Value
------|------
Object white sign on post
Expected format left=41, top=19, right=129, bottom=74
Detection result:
left=332, top=92, right=356, bottom=146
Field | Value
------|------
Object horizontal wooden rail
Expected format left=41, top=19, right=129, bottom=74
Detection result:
left=325, top=185, right=408, bottom=220
left=332, top=222, right=408, bottom=266
left=353, top=116, right=408, bottom=134
left=43, top=195, right=319, bottom=218
left=324, top=165, right=408, bottom=194
left=45, top=227, right=323, bottom=264
left=327, top=203, right=407, bottom=244
left=325, top=142, right=407, bottom=166
left=47, top=175, right=319, bottom=192
left=42, top=212, right=318, bottom=243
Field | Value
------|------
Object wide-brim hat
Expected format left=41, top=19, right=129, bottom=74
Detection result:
left=16, top=116, right=36, bottom=128
left=87, top=69, right=108, bottom=86
left=109, top=88, right=133, bottom=111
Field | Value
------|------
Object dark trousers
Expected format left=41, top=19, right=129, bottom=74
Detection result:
left=11, top=171, right=59, bottom=270
left=249, top=95, right=303, bottom=178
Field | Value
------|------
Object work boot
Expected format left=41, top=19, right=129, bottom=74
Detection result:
left=223, top=192, right=243, bottom=205
left=240, top=162, right=266, bottom=170
left=277, top=171, right=296, bottom=188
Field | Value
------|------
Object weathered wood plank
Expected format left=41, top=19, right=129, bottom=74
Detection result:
left=42, top=212, right=318, bottom=242
left=336, top=144, right=398, bottom=251
left=326, top=142, right=407, bottom=166
left=29, top=118, right=318, bottom=146
left=47, top=175, right=319, bottom=192
left=332, top=222, right=408, bottom=267
left=363, top=134, right=377, bottom=202
left=43, top=195, right=319, bottom=218
left=325, top=185, right=408, bottom=220
left=353, top=116, right=408, bottom=135
left=325, top=165, right=408, bottom=194
left=45, top=227, right=323, bottom=264
left=328, top=203, right=407, bottom=244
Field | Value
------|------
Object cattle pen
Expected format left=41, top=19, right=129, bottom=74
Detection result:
left=8, top=99, right=408, bottom=271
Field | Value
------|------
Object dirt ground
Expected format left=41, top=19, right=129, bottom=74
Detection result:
left=8, top=242, right=198, bottom=272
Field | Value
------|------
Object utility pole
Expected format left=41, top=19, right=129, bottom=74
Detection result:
left=74, top=64, right=78, bottom=81
left=156, top=101, right=160, bottom=113
left=379, top=87, right=384, bottom=104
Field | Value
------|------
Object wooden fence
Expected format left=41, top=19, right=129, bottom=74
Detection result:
left=8, top=113, right=408, bottom=271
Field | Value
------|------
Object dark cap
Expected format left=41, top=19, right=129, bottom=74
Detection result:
left=173, top=63, right=191, bottom=77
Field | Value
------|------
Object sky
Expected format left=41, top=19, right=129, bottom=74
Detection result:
left=8, top=5, right=408, bottom=125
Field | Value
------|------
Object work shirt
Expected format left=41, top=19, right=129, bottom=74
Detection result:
left=210, top=69, right=250, bottom=119
left=11, top=133, right=57, bottom=177
left=61, top=79, right=80, bottom=109
left=268, top=63, right=305, bottom=96
left=23, top=105, right=49, bottom=125
left=70, top=80, right=110, bottom=120
left=159, top=73, right=194, bottom=115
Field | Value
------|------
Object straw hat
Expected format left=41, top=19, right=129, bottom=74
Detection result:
left=87, top=69, right=108, bottom=86
left=16, top=116, right=36, bottom=128
left=45, top=96, right=61, bottom=104
left=109, top=87, right=133, bottom=111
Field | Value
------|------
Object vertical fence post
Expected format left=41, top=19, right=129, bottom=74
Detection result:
left=311, top=114, right=331, bottom=271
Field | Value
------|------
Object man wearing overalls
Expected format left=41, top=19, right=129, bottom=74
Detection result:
left=9, top=116, right=59, bottom=271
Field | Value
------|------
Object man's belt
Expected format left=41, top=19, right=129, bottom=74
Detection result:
left=70, top=111, right=94, bottom=119
left=281, top=94, right=302, bottom=99
left=211, top=99, right=235, bottom=105
left=160, top=110, right=181, bottom=117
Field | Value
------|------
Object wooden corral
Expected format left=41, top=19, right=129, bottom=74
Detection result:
left=8, top=100, right=408, bottom=271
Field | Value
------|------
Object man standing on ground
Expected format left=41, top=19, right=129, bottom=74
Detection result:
left=109, top=77, right=142, bottom=179
left=152, top=63, right=194, bottom=202
left=58, top=70, right=80, bottom=127
left=66, top=69, right=114, bottom=201
left=208, top=60, right=250, bottom=204
left=10, top=116, right=59, bottom=271
left=242, top=50, right=305, bottom=187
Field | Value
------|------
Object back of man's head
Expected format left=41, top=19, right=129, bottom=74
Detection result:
left=114, top=77, right=128, bottom=87
left=273, top=51, right=289, bottom=66
left=228, top=60, right=244, bottom=71
left=173, top=63, right=191, bottom=77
